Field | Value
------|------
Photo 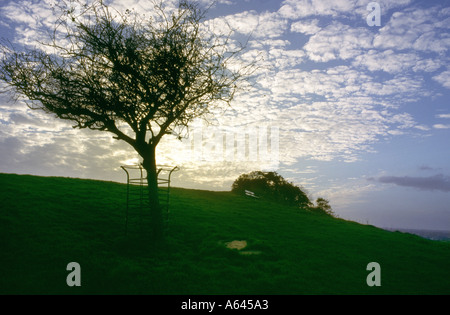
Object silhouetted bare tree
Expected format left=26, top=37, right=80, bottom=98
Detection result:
left=0, top=0, right=251, bottom=239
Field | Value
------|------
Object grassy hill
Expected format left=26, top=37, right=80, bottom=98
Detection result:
left=0, top=173, right=449, bottom=295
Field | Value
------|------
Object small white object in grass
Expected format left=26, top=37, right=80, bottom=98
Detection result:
left=225, top=240, right=247, bottom=250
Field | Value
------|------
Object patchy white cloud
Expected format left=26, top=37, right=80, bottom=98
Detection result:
left=211, top=10, right=288, bottom=39
left=361, top=75, right=424, bottom=101
left=0, top=119, right=136, bottom=182
left=197, top=0, right=235, bottom=5
left=278, top=0, right=357, bottom=19
left=279, top=0, right=413, bottom=20
left=188, top=63, right=426, bottom=167
left=433, top=124, right=450, bottom=129
left=290, top=19, right=321, bottom=35
left=373, top=6, right=450, bottom=53
left=433, top=70, right=450, bottom=89
left=256, top=66, right=425, bottom=105
left=0, top=0, right=58, bottom=48
left=414, top=125, right=431, bottom=131
left=253, top=11, right=288, bottom=38
left=353, top=50, right=443, bottom=74
left=303, top=22, right=374, bottom=62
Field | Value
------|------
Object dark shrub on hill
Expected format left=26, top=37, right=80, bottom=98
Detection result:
left=311, top=197, right=335, bottom=217
left=232, top=171, right=311, bottom=208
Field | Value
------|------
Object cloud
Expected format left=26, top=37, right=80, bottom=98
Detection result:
left=289, top=2, right=449, bottom=89
left=372, top=174, right=450, bottom=192
left=433, top=70, right=450, bottom=89
left=300, top=5, right=449, bottom=75
left=373, top=6, right=450, bottom=53
left=0, top=0, right=58, bottom=47
left=433, top=124, right=450, bottom=129
left=0, top=124, right=137, bottom=182
left=290, top=19, right=321, bottom=35
left=218, top=10, right=288, bottom=39
left=353, top=50, right=442, bottom=74
left=221, top=61, right=427, bottom=163
left=278, top=0, right=361, bottom=19
left=303, top=22, right=373, bottom=62
left=360, top=75, right=424, bottom=99
left=278, top=0, right=413, bottom=19
left=197, top=0, right=234, bottom=5
left=418, top=165, right=444, bottom=172
left=419, top=165, right=434, bottom=171
left=414, top=125, right=431, bottom=131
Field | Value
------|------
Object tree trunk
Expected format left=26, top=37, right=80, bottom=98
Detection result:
left=141, top=145, right=164, bottom=241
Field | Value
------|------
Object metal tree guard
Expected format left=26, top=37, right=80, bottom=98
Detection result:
left=121, top=164, right=179, bottom=236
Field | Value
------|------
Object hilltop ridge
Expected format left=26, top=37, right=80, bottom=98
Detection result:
left=0, top=173, right=449, bottom=294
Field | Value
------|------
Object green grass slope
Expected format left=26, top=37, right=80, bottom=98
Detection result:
left=0, top=173, right=449, bottom=294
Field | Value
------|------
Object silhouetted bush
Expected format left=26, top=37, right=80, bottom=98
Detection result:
left=311, top=197, right=335, bottom=217
left=232, top=171, right=311, bottom=208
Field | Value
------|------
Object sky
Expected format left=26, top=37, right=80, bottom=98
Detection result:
left=0, top=0, right=449, bottom=231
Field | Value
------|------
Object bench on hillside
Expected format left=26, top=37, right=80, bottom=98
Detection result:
left=245, top=190, right=260, bottom=199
